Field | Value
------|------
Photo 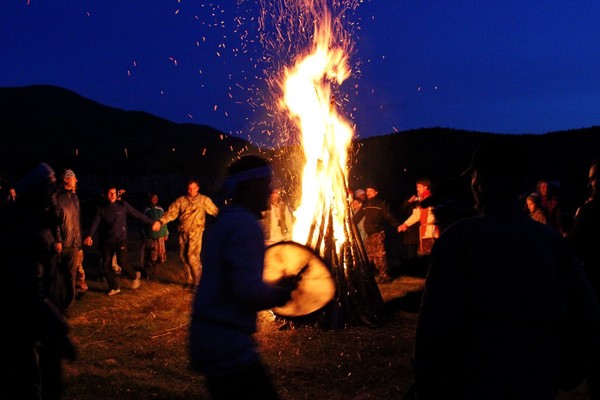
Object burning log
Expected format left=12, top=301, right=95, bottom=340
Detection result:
left=303, top=189, right=385, bottom=329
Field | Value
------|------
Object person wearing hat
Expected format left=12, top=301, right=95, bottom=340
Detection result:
left=52, top=169, right=86, bottom=311
left=190, top=155, right=298, bottom=400
left=352, top=184, right=402, bottom=283
left=412, top=139, right=600, bottom=399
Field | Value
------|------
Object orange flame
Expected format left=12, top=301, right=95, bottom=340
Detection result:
left=278, top=5, right=354, bottom=254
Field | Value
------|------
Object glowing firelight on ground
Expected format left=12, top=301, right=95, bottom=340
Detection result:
left=274, top=2, right=355, bottom=256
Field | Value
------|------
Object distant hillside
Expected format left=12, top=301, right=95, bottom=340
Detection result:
left=0, top=85, right=258, bottom=185
left=1, top=85, right=598, bottom=210
left=349, top=127, right=600, bottom=206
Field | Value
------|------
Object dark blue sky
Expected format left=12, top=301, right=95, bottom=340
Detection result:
left=2, top=1, right=599, bottom=146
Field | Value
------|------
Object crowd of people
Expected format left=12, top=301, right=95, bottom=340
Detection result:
left=1, top=142, right=598, bottom=399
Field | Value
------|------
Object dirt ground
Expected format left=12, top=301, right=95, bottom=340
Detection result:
left=63, top=243, right=591, bottom=399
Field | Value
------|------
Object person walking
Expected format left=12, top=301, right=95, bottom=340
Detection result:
left=152, top=179, right=219, bottom=291
left=52, top=169, right=85, bottom=312
left=84, top=186, right=153, bottom=295
left=412, top=140, right=600, bottom=400
left=190, top=155, right=297, bottom=400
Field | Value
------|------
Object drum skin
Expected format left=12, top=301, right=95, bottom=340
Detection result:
left=263, top=241, right=335, bottom=317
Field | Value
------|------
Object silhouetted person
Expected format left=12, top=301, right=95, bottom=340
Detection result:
left=568, top=156, right=600, bottom=398
left=190, top=155, right=297, bottom=400
left=352, top=184, right=402, bottom=283
left=84, top=186, right=152, bottom=295
left=536, top=179, right=563, bottom=233
left=1, top=162, right=77, bottom=400
left=51, top=169, right=84, bottom=312
left=413, top=140, right=600, bottom=399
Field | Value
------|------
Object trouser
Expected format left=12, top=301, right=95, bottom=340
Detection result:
left=144, top=237, right=167, bottom=279
left=205, top=359, right=280, bottom=400
left=102, top=241, right=137, bottom=290
left=365, top=231, right=389, bottom=278
left=75, top=249, right=88, bottom=293
left=59, top=246, right=80, bottom=311
left=179, top=230, right=203, bottom=286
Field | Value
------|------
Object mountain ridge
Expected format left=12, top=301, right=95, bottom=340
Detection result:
left=1, top=85, right=598, bottom=208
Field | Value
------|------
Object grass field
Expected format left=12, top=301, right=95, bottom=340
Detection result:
left=62, top=243, right=591, bottom=399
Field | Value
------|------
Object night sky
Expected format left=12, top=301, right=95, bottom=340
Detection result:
left=1, top=1, right=599, bottom=147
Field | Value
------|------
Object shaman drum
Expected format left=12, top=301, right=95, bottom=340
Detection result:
left=263, top=241, right=335, bottom=317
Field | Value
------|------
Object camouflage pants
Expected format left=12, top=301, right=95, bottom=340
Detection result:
left=75, top=249, right=88, bottom=293
left=144, top=237, right=167, bottom=279
left=365, top=231, right=389, bottom=277
left=146, top=237, right=167, bottom=264
left=179, top=229, right=203, bottom=286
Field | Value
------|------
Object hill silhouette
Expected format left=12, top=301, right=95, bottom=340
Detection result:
left=1, top=85, right=598, bottom=211
left=0, top=85, right=258, bottom=196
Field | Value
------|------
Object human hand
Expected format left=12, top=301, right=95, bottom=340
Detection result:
left=152, top=221, right=162, bottom=232
left=398, top=224, right=408, bottom=232
left=54, top=242, right=63, bottom=253
left=276, top=274, right=300, bottom=292
left=83, top=236, right=93, bottom=246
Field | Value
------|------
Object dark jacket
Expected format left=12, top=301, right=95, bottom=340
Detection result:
left=353, top=196, right=401, bottom=235
left=53, top=187, right=82, bottom=248
left=87, top=200, right=153, bottom=244
left=414, top=204, right=600, bottom=399
left=569, top=198, right=600, bottom=296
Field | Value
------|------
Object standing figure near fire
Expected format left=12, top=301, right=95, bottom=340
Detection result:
left=535, top=179, right=563, bottom=233
left=352, top=184, right=402, bottom=283
left=413, top=140, right=600, bottom=400
left=351, top=188, right=368, bottom=244
left=398, top=178, right=439, bottom=258
left=190, top=155, right=297, bottom=400
left=525, top=192, right=547, bottom=224
left=152, top=180, right=219, bottom=291
left=84, top=186, right=152, bottom=295
left=2, top=162, right=77, bottom=400
left=143, top=193, right=168, bottom=280
left=52, top=169, right=85, bottom=312
left=568, top=157, right=600, bottom=399
left=261, top=186, right=294, bottom=247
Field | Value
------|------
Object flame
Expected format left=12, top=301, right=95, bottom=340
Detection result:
left=279, top=5, right=354, bottom=255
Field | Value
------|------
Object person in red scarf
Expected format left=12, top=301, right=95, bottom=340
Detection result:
left=399, top=178, right=440, bottom=257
